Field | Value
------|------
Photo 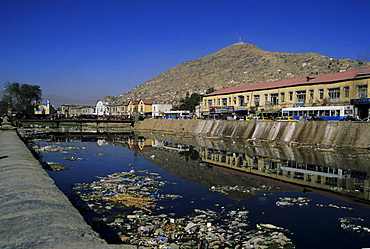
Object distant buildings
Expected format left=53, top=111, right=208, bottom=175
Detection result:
left=34, top=100, right=56, bottom=117
left=59, top=99, right=172, bottom=118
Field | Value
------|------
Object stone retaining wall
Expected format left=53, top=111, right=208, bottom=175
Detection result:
left=134, top=119, right=370, bottom=148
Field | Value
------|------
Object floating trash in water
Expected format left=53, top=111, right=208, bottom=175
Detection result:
left=63, top=156, right=84, bottom=161
left=72, top=169, right=181, bottom=213
left=42, top=161, right=68, bottom=171
left=338, top=217, right=370, bottom=234
left=316, top=203, right=354, bottom=210
left=92, top=153, right=105, bottom=157
left=276, top=197, right=312, bottom=207
left=102, top=208, right=294, bottom=248
left=210, top=185, right=271, bottom=195
left=69, top=168, right=295, bottom=247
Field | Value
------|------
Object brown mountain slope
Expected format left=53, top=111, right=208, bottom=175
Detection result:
left=106, top=43, right=370, bottom=105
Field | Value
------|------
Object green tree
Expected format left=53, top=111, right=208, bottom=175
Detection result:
left=173, top=91, right=200, bottom=112
left=206, top=87, right=215, bottom=94
left=173, top=88, right=216, bottom=112
left=1, top=82, right=42, bottom=118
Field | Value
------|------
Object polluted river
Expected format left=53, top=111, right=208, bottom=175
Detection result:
left=25, top=130, right=370, bottom=249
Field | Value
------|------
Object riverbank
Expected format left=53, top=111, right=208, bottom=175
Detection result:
left=0, top=129, right=134, bottom=249
left=134, top=119, right=370, bottom=148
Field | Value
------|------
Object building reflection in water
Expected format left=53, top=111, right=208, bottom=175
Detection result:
left=124, top=133, right=370, bottom=204
left=201, top=148, right=369, bottom=201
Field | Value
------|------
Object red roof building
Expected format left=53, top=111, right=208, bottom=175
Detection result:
left=201, top=67, right=370, bottom=119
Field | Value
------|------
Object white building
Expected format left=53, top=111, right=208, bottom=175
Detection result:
left=35, top=100, right=55, bottom=116
left=152, top=104, right=173, bottom=117
left=95, top=100, right=109, bottom=116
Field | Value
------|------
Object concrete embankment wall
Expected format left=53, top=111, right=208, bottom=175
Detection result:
left=134, top=119, right=370, bottom=148
left=0, top=130, right=133, bottom=249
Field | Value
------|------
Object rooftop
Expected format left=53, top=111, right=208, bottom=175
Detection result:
left=206, top=66, right=370, bottom=96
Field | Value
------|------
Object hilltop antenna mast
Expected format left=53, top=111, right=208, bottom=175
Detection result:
left=238, top=37, right=243, bottom=43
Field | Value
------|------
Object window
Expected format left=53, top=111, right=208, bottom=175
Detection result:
left=238, top=95, right=245, bottom=106
left=217, top=98, right=221, bottom=106
left=344, top=86, right=350, bottom=98
left=289, top=91, right=293, bottom=101
left=328, top=88, right=340, bottom=102
left=296, top=90, right=306, bottom=103
left=222, top=98, right=227, bottom=106
left=319, top=89, right=324, bottom=99
left=309, top=89, right=314, bottom=100
left=254, top=95, right=260, bottom=106
left=358, top=85, right=368, bottom=98
left=270, top=93, right=278, bottom=105
left=246, top=95, right=250, bottom=103
left=280, top=92, right=285, bottom=103
left=208, top=100, right=212, bottom=107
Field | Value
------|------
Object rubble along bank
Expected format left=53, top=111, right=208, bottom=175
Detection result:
left=134, top=119, right=370, bottom=148
left=0, top=129, right=135, bottom=249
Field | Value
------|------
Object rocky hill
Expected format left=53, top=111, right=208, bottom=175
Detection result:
left=105, top=43, right=370, bottom=105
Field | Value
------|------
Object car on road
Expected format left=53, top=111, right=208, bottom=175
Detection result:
left=275, top=117, right=298, bottom=121
left=339, top=116, right=361, bottom=121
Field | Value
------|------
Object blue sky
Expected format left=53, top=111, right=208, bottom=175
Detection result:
left=1, top=0, right=369, bottom=107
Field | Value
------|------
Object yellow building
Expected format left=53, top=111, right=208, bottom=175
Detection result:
left=137, top=99, right=153, bottom=116
left=127, top=99, right=153, bottom=116
left=201, top=67, right=370, bottom=119
left=127, top=99, right=139, bottom=114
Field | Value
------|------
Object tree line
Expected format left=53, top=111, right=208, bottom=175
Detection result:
left=0, top=82, right=42, bottom=118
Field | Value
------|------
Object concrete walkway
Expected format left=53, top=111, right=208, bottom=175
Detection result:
left=0, top=129, right=134, bottom=249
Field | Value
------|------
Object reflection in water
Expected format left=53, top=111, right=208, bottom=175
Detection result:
left=125, top=132, right=370, bottom=206
left=32, top=132, right=370, bottom=248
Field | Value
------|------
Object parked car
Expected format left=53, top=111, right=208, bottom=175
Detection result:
left=260, top=116, right=273, bottom=121
left=206, top=114, right=222, bottom=120
left=275, top=117, right=298, bottom=121
left=339, top=116, right=361, bottom=121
